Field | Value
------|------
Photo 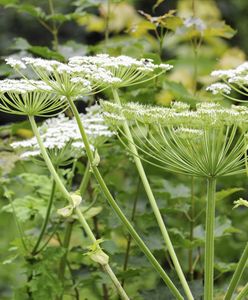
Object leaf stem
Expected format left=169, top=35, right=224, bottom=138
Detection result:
left=66, top=97, right=184, bottom=300
left=121, top=179, right=141, bottom=287
left=28, top=115, right=130, bottom=300
left=111, top=88, right=194, bottom=300
left=224, top=242, right=248, bottom=300
left=31, top=179, right=56, bottom=255
left=58, top=220, right=74, bottom=299
left=79, top=160, right=91, bottom=195
left=204, top=177, right=216, bottom=300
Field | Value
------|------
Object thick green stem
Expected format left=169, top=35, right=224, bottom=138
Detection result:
left=236, top=282, right=248, bottom=300
left=224, top=242, right=248, bottom=300
left=32, top=179, right=56, bottom=255
left=66, top=97, right=184, bottom=300
left=28, top=115, right=130, bottom=300
left=204, top=177, right=216, bottom=300
left=112, top=88, right=194, bottom=300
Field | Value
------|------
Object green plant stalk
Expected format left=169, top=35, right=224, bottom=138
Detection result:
left=204, top=177, right=216, bottom=300
left=48, top=0, right=59, bottom=51
left=121, top=179, right=141, bottom=288
left=111, top=88, right=194, bottom=300
left=105, top=0, right=111, bottom=47
left=236, top=282, right=248, bottom=300
left=66, top=96, right=184, bottom=300
left=28, top=115, right=130, bottom=300
left=32, top=179, right=56, bottom=255
left=224, top=242, right=248, bottom=300
left=58, top=220, right=74, bottom=299
left=189, top=176, right=195, bottom=280
left=79, top=160, right=91, bottom=195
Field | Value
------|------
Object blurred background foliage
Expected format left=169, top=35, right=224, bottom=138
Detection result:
left=0, top=0, right=248, bottom=299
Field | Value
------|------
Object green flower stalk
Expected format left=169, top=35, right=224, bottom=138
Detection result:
left=102, top=100, right=247, bottom=299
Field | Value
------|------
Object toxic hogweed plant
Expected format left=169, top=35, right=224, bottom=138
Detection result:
left=1, top=55, right=185, bottom=299
left=102, top=100, right=248, bottom=300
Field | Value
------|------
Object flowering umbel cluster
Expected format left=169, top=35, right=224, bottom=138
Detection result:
left=206, top=61, right=248, bottom=102
left=102, top=101, right=247, bottom=178
left=0, top=79, right=67, bottom=116
left=5, top=57, right=122, bottom=98
left=11, top=104, right=114, bottom=166
left=68, top=54, right=173, bottom=87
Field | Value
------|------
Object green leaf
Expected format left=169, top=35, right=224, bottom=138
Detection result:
left=10, top=37, right=31, bottom=51
left=215, top=187, right=244, bottom=202
left=29, top=46, right=65, bottom=61
left=83, top=206, right=103, bottom=219
left=215, top=261, right=237, bottom=274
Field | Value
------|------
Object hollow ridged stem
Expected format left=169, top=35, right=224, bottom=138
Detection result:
left=224, top=242, right=248, bottom=300
left=66, top=97, right=184, bottom=300
left=204, top=177, right=216, bottom=300
left=28, top=115, right=130, bottom=300
left=236, top=282, right=248, bottom=300
left=111, top=88, right=194, bottom=300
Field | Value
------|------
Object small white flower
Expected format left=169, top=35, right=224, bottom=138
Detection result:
left=206, top=83, right=231, bottom=95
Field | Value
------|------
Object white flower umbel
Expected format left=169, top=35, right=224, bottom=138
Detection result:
left=5, top=57, right=121, bottom=98
left=11, top=104, right=114, bottom=166
left=68, top=54, right=173, bottom=88
left=102, top=100, right=247, bottom=178
left=207, top=61, right=248, bottom=102
left=0, top=79, right=67, bottom=116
